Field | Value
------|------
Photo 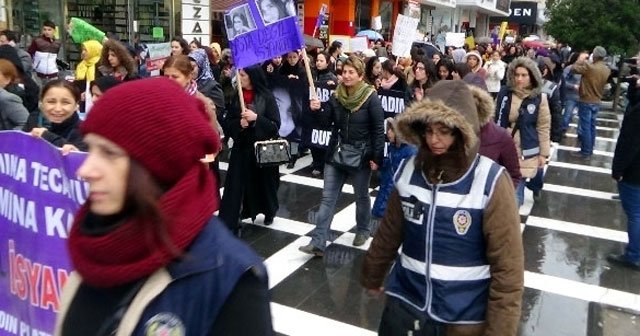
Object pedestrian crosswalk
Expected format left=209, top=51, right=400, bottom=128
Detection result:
left=218, top=104, right=639, bottom=335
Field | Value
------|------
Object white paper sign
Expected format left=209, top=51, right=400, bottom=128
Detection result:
left=445, top=32, right=465, bottom=48
left=350, top=36, right=368, bottom=53
left=392, top=14, right=419, bottom=57
left=372, top=16, right=382, bottom=30
left=329, top=35, right=351, bottom=53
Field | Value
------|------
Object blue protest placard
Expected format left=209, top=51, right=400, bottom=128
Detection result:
left=226, top=0, right=304, bottom=69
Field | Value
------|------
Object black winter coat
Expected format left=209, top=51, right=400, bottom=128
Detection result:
left=613, top=103, right=640, bottom=185
left=198, top=78, right=226, bottom=126
left=219, top=91, right=281, bottom=231
left=23, top=112, right=87, bottom=151
left=321, top=92, right=386, bottom=166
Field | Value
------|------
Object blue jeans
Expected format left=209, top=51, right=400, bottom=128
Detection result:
left=526, top=168, right=544, bottom=193
left=516, top=180, right=525, bottom=208
left=619, top=181, right=640, bottom=263
left=562, top=98, right=579, bottom=131
left=577, top=102, right=600, bottom=156
left=309, top=163, right=372, bottom=250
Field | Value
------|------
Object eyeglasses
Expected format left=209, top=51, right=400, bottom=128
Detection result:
left=415, top=66, right=426, bottom=71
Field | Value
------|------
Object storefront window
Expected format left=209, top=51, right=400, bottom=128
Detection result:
left=355, top=0, right=371, bottom=33
left=8, top=0, right=65, bottom=49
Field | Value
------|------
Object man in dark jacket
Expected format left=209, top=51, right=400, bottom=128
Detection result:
left=608, top=103, right=640, bottom=270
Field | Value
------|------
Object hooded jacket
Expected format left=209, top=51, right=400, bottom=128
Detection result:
left=496, top=57, right=551, bottom=178
left=463, top=50, right=488, bottom=79
left=362, top=80, right=524, bottom=336
left=468, top=85, right=521, bottom=187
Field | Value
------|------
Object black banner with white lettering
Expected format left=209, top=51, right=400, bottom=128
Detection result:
left=378, top=88, right=406, bottom=119
left=302, top=82, right=335, bottom=149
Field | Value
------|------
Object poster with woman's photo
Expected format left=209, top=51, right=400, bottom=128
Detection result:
left=224, top=4, right=257, bottom=40
left=255, top=0, right=296, bottom=25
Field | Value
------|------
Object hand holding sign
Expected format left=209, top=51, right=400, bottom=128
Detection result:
left=242, top=108, right=258, bottom=121
left=310, top=98, right=321, bottom=111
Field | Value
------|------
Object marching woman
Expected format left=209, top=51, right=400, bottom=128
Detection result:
left=361, top=80, right=523, bottom=336
left=54, top=78, right=273, bottom=335
left=97, top=39, right=139, bottom=81
left=74, top=40, right=103, bottom=113
left=410, top=57, right=437, bottom=102
left=299, top=55, right=385, bottom=256
left=308, top=52, right=338, bottom=177
left=220, top=65, right=281, bottom=236
left=495, top=57, right=551, bottom=207
left=170, top=36, right=190, bottom=56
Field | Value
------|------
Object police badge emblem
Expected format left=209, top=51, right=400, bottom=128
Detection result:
left=453, top=210, right=472, bottom=235
left=527, top=103, right=536, bottom=114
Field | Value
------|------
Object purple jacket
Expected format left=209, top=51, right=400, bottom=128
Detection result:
left=479, top=122, right=522, bottom=187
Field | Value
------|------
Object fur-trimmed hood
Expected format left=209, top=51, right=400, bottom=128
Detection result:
left=467, top=84, right=495, bottom=126
left=396, top=80, right=479, bottom=159
left=463, top=50, right=484, bottom=71
left=506, top=56, right=543, bottom=95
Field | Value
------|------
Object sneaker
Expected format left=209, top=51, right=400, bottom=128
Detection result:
left=311, top=169, right=322, bottom=177
left=286, top=161, right=296, bottom=169
left=353, top=233, right=369, bottom=247
left=607, top=254, right=640, bottom=271
left=298, top=244, right=324, bottom=257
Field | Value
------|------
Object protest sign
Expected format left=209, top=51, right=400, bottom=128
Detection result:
left=372, top=16, right=382, bottom=30
left=302, top=82, right=335, bottom=148
left=350, top=36, right=369, bottom=53
left=445, top=32, right=466, bottom=48
left=378, top=88, right=406, bottom=119
left=145, top=42, right=172, bottom=75
left=329, top=35, right=351, bottom=52
left=392, top=14, right=419, bottom=57
left=313, top=3, right=328, bottom=37
left=226, top=0, right=303, bottom=69
left=0, top=131, right=88, bottom=336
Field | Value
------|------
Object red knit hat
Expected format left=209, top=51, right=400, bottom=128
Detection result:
left=81, top=77, right=220, bottom=186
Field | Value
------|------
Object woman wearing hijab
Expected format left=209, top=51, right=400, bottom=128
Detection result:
left=220, top=65, right=281, bottom=236
left=189, top=48, right=226, bottom=130
left=75, top=40, right=103, bottom=113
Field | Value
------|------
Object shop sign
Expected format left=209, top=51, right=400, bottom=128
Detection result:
left=182, top=0, right=211, bottom=46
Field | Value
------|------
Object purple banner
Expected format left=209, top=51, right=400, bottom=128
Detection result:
left=226, top=0, right=304, bottom=69
left=0, top=131, right=87, bottom=335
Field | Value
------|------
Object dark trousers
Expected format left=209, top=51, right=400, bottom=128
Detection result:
left=310, top=147, right=326, bottom=171
left=379, top=296, right=444, bottom=336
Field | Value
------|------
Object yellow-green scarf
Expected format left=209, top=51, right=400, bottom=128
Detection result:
left=335, top=81, right=376, bottom=112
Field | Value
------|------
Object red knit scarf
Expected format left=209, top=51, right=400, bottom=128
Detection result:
left=68, top=164, right=217, bottom=287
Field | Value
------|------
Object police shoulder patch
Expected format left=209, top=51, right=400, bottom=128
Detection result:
left=144, top=312, right=185, bottom=336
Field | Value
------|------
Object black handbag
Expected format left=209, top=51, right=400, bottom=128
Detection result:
left=329, top=139, right=366, bottom=170
left=328, top=112, right=366, bottom=170
left=254, top=139, right=291, bottom=167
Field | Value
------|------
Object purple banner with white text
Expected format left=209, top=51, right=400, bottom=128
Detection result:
left=0, top=131, right=87, bottom=336
left=226, top=0, right=304, bottom=69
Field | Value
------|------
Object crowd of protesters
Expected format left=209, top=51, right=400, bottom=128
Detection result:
left=1, top=17, right=639, bottom=336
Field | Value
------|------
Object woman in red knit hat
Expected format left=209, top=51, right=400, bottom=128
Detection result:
left=54, top=78, right=273, bottom=335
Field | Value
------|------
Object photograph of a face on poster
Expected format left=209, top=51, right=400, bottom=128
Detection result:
left=255, top=0, right=296, bottom=25
left=225, top=4, right=257, bottom=40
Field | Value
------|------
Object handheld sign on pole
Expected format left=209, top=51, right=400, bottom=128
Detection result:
left=225, top=1, right=305, bottom=113
left=312, top=4, right=328, bottom=38
left=391, top=14, right=419, bottom=58
left=225, top=1, right=304, bottom=69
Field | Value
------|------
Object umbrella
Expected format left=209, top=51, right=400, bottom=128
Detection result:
left=304, top=34, right=324, bottom=48
left=356, top=30, right=383, bottom=41
left=523, top=40, right=545, bottom=49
